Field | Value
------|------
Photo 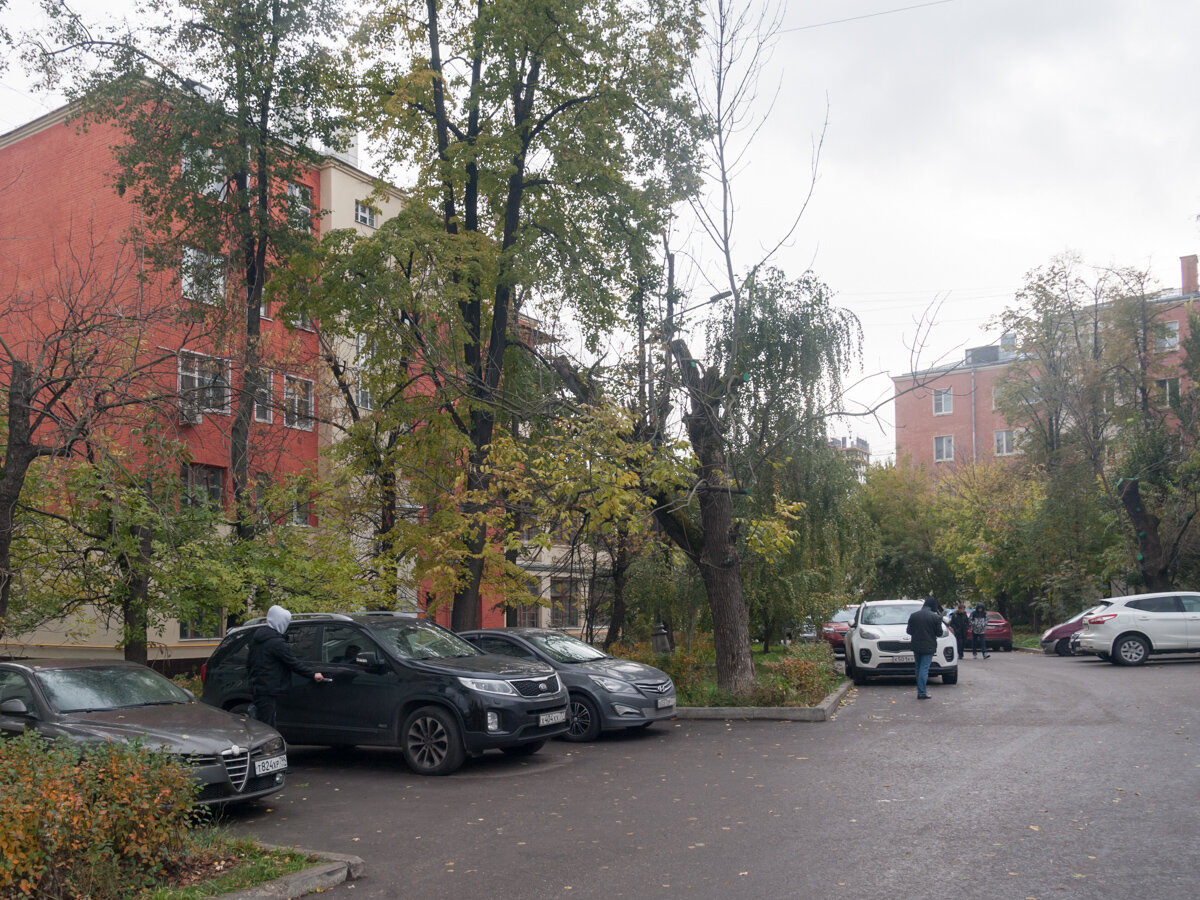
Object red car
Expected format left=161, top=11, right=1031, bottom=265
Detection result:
left=978, top=611, right=1013, bottom=652
left=821, top=606, right=858, bottom=656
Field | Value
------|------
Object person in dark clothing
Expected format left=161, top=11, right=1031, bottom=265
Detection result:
left=969, top=602, right=991, bottom=659
left=949, top=602, right=970, bottom=658
left=906, top=596, right=944, bottom=700
left=246, top=604, right=325, bottom=727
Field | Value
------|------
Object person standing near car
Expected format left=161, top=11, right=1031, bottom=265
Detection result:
left=949, top=602, right=970, bottom=658
left=970, top=601, right=990, bottom=659
left=247, top=605, right=326, bottom=727
left=906, top=596, right=943, bottom=700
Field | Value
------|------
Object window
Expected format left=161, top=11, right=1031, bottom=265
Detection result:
left=994, top=429, right=1015, bottom=457
left=550, top=577, right=580, bottom=628
left=1157, top=378, right=1180, bottom=409
left=284, top=624, right=321, bottom=659
left=1156, top=320, right=1180, bottom=351
left=248, top=369, right=273, bottom=423
left=288, top=182, right=313, bottom=231
left=353, top=334, right=373, bottom=410
left=182, top=463, right=224, bottom=507
left=354, top=201, right=377, bottom=228
left=179, top=612, right=222, bottom=640
left=289, top=496, right=312, bottom=526
left=179, top=351, right=230, bottom=413
left=284, top=376, right=314, bottom=429
left=934, top=435, right=954, bottom=463
left=181, top=144, right=226, bottom=198
left=933, top=388, right=953, bottom=415
left=181, top=247, right=225, bottom=304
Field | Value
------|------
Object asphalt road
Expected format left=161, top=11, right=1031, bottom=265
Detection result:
left=218, top=651, right=1200, bottom=899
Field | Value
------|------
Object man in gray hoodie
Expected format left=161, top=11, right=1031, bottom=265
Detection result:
left=906, top=596, right=943, bottom=700
left=246, top=605, right=326, bottom=727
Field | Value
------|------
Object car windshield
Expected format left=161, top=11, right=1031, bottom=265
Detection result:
left=368, top=620, right=480, bottom=660
left=830, top=608, right=856, bottom=623
left=35, top=666, right=191, bottom=713
left=524, top=631, right=607, bottom=663
left=860, top=603, right=921, bottom=626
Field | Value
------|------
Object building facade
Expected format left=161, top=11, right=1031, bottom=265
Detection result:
left=893, top=254, right=1200, bottom=473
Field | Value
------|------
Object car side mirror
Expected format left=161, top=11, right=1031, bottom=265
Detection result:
left=1, top=698, right=30, bottom=716
left=354, top=652, right=386, bottom=671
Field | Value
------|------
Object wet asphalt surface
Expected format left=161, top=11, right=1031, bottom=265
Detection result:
left=217, top=651, right=1199, bottom=899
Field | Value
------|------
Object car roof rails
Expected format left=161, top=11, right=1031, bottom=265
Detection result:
left=358, top=609, right=420, bottom=617
left=239, top=611, right=355, bottom=627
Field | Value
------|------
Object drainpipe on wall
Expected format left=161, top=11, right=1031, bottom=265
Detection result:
left=971, top=367, right=977, bottom=464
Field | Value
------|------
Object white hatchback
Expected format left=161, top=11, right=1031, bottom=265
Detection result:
left=843, top=599, right=959, bottom=686
left=1076, top=591, right=1200, bottom=666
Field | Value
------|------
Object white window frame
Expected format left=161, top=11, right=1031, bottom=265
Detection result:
left=354, top=201, right=377, bottom=228
left=249, top=368, right=273, bottom=423
left=284, top=375, right=314, bottom=430
left=1157, top=377, right=1180, bottom=409
left=181, top=144, right=227, bottom=198
left=288, top=182, right=313, bottom=231
left=354, top=334, right=373, bottom=410
left=289, top=496, right=312, bottom=527
left=994, top=429, right=1015, bottom=457
left=179, top=351, right=231, bottom=413
left=1156, top=320, right=1180, bottom=351
left=933, top=388, right=953, bottom=416
left=934, top=435, right=954, bottom=463
left=181, top=247, right=225, bottom=304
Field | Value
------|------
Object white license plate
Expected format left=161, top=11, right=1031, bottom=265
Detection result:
left=656, top=697, right=675, bottom=709
left=539, top=709, right=567, bottom=727
left=890, top=655, right=914, bottom=664
left=255, top=754, right=287, bottom=776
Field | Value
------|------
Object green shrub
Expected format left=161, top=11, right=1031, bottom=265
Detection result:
left=0, top=732, right=198, bottom=899
left=609, top=634, right=842, bottom=707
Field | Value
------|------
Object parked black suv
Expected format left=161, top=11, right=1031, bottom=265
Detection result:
left=200, top=612, right=568, bottom=775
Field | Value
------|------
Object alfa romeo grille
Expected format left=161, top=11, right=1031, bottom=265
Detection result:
left=221, top=748, right=251, bottom=790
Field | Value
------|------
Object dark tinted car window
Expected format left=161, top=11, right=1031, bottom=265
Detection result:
left=1127, top=596, right=1182, bottom=613
left=286, top=624, right=323, bottom=661
left=1180, top=596, right=1200, bottom=613
left=0, top=671, right=35, bottom=707
left=323, top=625, right=375, bottom=663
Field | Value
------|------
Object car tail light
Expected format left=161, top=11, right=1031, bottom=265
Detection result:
left=200, top=662, right=207, bottom=683
left=1088, top=613, right=1118, bottom=625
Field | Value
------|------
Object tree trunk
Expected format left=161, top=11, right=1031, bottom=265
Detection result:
left=121, top=523, right=154, bottom=665
left=1117, top=478, right=1173, bottom=591
left=0, top=361, right=45, bottom=631
left=603, top=540, right=632, bottom=649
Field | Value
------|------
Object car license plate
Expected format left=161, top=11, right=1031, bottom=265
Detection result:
left=539, top=709, right=567, bottom=727
left=890, top=654, right=914, bottom=664
left=657, top=697, right=675, bottom=709
left=255, top=754, right=287, bottom=776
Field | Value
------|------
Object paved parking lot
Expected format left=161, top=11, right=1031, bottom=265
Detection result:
left=219, top=651, right=1200, bottom=899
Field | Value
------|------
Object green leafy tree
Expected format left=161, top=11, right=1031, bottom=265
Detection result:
left=348, top=0, right=701, bottom=629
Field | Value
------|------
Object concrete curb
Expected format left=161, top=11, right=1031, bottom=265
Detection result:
left=211, top=846, right=364, bottom=900
left=674, top=678, right=853, bottom=722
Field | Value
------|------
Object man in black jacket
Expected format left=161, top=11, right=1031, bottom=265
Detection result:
left=906, top=596, right=943, bottom=700
left=247, top=604, right=326, bottom=727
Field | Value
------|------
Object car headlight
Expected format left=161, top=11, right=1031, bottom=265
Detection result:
left=259, top=736, right=285, bottom=756
left=590, top=675, right=639, bottom=695
left=858, top=628, right=881, bottom=641
left=457, top=676, right=517, bottom=695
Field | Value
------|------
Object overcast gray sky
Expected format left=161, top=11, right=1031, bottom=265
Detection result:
left=4, top=0, right=1198, bottom=461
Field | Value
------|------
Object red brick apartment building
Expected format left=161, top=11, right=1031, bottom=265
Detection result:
left=0, top=104, right=325, bottom=662
left=893, top=254, right=1200, bottom=473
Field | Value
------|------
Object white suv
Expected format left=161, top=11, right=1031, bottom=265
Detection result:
left=1076, top=591, right=1200, bottom=666
left=843, top=599, right=958, bottom=686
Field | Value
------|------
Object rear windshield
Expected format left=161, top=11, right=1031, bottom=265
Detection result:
left=860, top=603, right=921, bottom=626
left=830, top=608, right=857, bottom=623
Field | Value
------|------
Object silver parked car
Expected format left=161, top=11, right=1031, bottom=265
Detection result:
left=1076, top=592, right=1200, bottom=665
left=0, top=659, right=288, bottom=805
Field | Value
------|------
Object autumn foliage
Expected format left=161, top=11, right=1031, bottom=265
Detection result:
left=0, top=733, right=196, bottom=898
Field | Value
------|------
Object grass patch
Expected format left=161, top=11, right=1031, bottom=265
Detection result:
left=1012, top=628, right=1042, bottom=650
left=138, top=833, right=317, bottom=899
